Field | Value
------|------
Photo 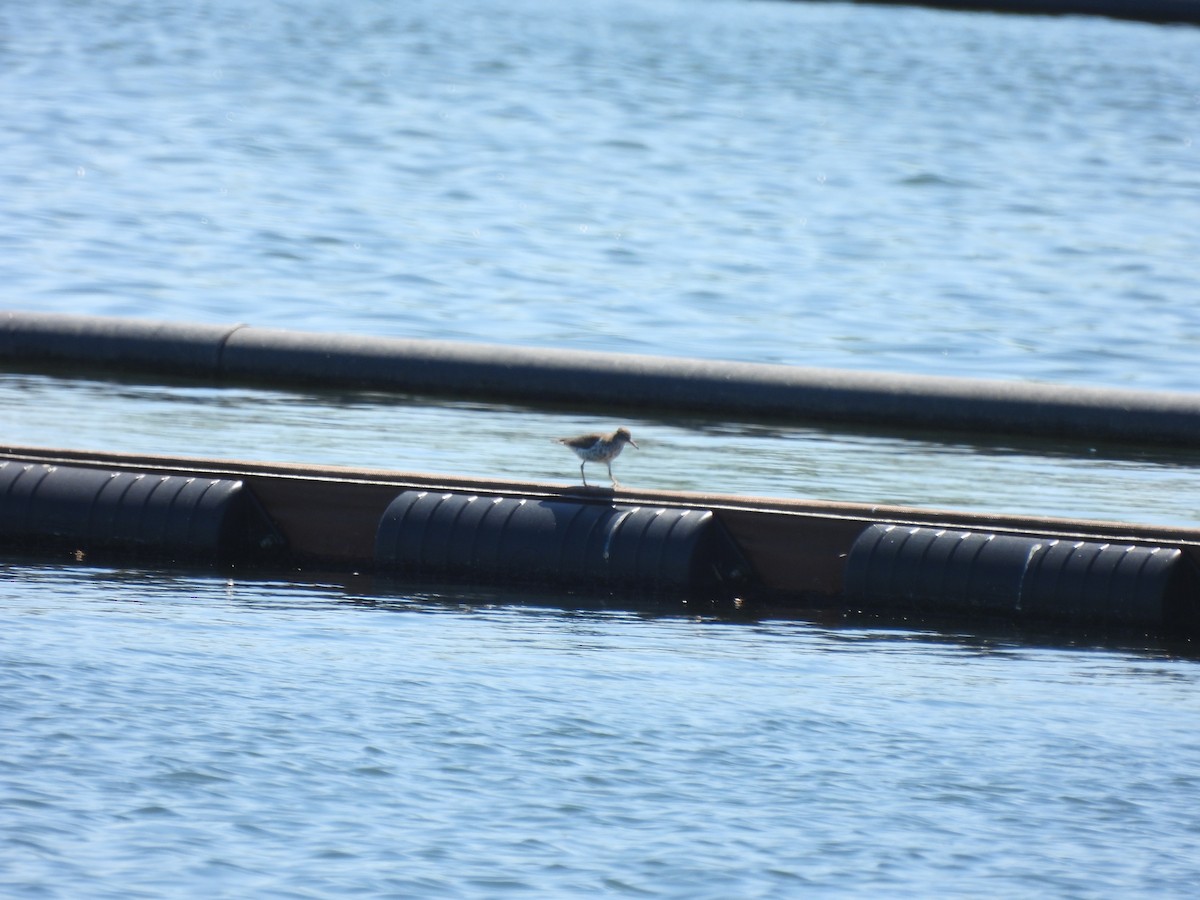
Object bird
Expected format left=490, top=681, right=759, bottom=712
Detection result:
left=556, top=427, right=638, bottom=487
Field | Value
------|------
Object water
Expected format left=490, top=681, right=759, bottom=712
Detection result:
left=3, top=0, right=1199, bottom=386
left=3, top=371, right=1200, bottom=527
left=4, top=567, right=1200, bottom=898
left=3, top=0, right=1200, bottom=895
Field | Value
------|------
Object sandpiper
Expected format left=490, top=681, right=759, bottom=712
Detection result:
left=556, top=427, right=638, bottom=487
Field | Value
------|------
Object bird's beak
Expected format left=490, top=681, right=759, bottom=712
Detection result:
left=629, top=439, right=639, bottom=449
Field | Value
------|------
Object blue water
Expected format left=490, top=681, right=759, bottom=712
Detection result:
left=5, top=0, right=1200, bottom=387
left=3, top=0, right=1200, bottom=895
left=4, top=567, right=1200, bottom=898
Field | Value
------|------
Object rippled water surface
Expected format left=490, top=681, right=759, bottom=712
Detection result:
left=4, top=568, right=1200, bottom=898
left=4, top=0, right=1199, bottom=386
left=3, top=0, right=1200, bottom=895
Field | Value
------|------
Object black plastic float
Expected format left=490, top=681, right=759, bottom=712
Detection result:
left=1, top=450, right=1198, bottom=634
left=0, top=461, right=281, bottom=561
left=844, top=523, right=1200, bottom=631
left=374, top=490, right=750, bottom=598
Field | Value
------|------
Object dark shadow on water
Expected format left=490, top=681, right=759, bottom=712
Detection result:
left=4, top=551, right=1198, bottom=660
left=820, top=607, right=1200, bottom=661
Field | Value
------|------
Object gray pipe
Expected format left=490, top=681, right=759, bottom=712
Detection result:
left=5, top=309, right=1200, bottom=446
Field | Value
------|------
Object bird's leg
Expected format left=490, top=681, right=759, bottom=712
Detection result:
left=580, top=461, right=589, bottom=487
left=607, top=460, right=619, bottom=487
